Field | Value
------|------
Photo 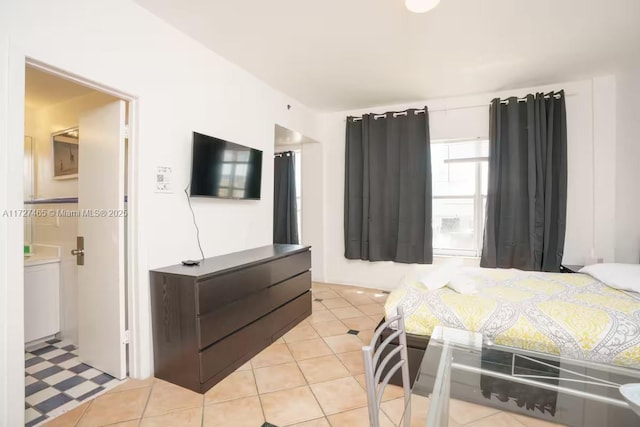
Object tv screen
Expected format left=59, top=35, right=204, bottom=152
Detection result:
left=189, top=132, right=263, bottom=199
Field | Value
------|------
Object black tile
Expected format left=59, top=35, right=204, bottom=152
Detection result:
left=262, top=423, right=279, bottom=427
left=347, top=329, right=360, bottom=335
left=25, top=401, right=30, bottom=409
left=34, top=392, right=72, bottom=414
left=54, top=375, right=86, bottom=391
left=48, top=353, right=76, bottom=365
left=314, top=298, right=323, bottom=302
left=78, top=386, right=104, bottom=401
left=61, top=344, right=77, bottom=351
left=25, top=357, right=44, bottom=368
left=46, top=338, right=62, bottom=345
left=25, top=381, right=49, bottom=397
left=26, top=415, right=48, bottom=427
left=30, top=345, right=57, bottom=356
left=32, top=365, right=63, bottom=380
left=91, top=373, right=115, bottom=385
left=69, top=363, right=91, bottom=374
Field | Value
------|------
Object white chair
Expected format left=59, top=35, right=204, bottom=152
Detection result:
left=362, top=306, right=411, bottom=427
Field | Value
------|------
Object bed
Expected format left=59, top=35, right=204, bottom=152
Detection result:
left=379, top=267, right=640, bottom=386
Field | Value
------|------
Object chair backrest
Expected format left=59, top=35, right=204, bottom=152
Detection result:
left=361, top=306, right=411, bottom=427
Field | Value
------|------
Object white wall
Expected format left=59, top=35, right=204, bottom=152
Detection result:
left=0, top=1, right=322, bottom=425
left=318, top=77, right=618, bottom=290
left=615, top=64, right=640, bottom=262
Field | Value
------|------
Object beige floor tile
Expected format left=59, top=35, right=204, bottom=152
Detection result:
left=203, top=395, right=264, bottom=427
left=77, top=387, right=150, bottom=426
left=44, top=402, right=90, bottom=426
left=312, top=301, right=327, bottom=312
left=309, top=376, right=368, bottom=415
left=274, top=336, right=286, bottom=344
left=313, top=289, right=341, bottom=299
left=287, top=337, right=333, bottom=360
left=235, top=361, right=252, bottom=371
left=368, top=314, right=384, bottom=323
left=253, top=362, right=307, bottom=394
left=204, top=370, right=257, bottom=404
left=466, top=412, right=527, bottom=427
left=324, top=334, right=365, bottom=353
left=105, top=377, right=155, bottom=394
left=321, top=297, right=353, bottom=309
left=283, top=323, right=321, bottom=343
left=328, top=406, right=395, bottom=427
left=140, top=406, right=202, bottom=427
left=368, top=293, right=390, bottom=303
left=311, top=320, right=349, bottom=337
left=356, top=303, right=386, bottom=316
left=103, top=421, right=140, bottom=427
left=510, top=413, right=567, bottom=427
left=260, top=385, right=324, bottom=426
left=381, top=394, right=430, bottom=426
left=308, top=310, right=339, bottom=324
left=250, top=342, right=295, bottom=368
left=297, top=354, right=351, bottom=383
left=342, top=316, right=379, bottom=331
left=335, top=350, right=365, bottom=375
left=354, top=374, right=406, bottom=402
left=343, top=294, right=377, bottom=306
left=144, top=379, right=203, bottom=417
left=331, top=306, right=366, bottom=319
left=448, top=399, right=500, bottom=425
left=357, top=329, right=377, bottom=345
left=288, top=417, right=331, bottom=427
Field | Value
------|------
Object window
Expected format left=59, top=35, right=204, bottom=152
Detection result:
left=431, top=139, right=488, bottom=257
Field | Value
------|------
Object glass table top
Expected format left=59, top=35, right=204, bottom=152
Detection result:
left=411, top=326, right=640, bottom=427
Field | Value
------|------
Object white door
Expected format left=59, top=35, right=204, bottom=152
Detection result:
left=77, top=100, right=127, bottom=379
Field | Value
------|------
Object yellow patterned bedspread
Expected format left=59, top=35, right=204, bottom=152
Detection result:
left=384, top=269, right=640, bottom=368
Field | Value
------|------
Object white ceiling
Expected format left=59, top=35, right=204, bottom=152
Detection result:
left=134, top=0, right=640, bottom=111
left=25, top=67, right=95, bottom=109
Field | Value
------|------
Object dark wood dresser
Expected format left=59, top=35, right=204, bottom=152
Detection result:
left=149, top=244, right=311, bottom=393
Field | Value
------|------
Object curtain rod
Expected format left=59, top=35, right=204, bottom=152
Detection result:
left=349, top=92, right=573, bottom=121
left=274, top=151, right=295, bottom=157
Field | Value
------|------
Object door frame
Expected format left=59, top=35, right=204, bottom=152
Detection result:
left=23, top=57, right=142, bottom=371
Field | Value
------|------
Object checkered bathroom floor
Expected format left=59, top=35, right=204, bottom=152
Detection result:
left=25, top=339, right=122, bottom=426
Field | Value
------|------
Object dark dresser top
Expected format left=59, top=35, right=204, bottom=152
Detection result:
left=150, top=244, right=311, bottom=278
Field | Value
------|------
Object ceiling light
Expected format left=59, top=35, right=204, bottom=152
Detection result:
left=405, top=0, right=441, bottom=13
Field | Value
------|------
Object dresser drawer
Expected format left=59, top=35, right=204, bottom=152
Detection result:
left=196, top=250, right=310, bottom=315
left=197, top=271, right=311, bottom=349
left=199, top=291, right=311, bottom=384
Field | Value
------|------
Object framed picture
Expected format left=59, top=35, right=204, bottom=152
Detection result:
left=52, top=128, right=79, bottom=180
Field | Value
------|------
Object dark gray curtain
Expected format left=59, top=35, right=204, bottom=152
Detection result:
left=344, top=108, right=432, bottom=264
left=481, top=91, right=568, bottom=272
left=273, top=151, right=299, bottom=244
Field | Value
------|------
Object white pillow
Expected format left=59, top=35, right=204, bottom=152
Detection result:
left=447, top=274, right=480, bottom=295
left=416, top=258, right=464, bottom=291
left=579, top=263, right=640, bottom=293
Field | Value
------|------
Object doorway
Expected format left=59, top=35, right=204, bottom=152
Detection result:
left=23, top=65, right=132, bottom=425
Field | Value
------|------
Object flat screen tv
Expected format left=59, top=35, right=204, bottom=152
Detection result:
left=189, top=132, right=263, bottom=199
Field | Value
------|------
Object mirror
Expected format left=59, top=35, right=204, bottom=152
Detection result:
left=52, top=127, right=79, bottom=180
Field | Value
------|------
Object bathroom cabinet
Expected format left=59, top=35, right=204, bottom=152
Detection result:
left=24, top=261, right=61, bottom=343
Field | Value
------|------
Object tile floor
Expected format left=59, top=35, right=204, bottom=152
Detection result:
left=25, top=339, right=122, bottom=426
left=41, top=282, right=561, bottom=427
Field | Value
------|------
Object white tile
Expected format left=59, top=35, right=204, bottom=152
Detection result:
left=43, top=370, right=75, bottom=386
left=40, top=349, right=66, bottom=360
left=65, top=381, right=100, bottom=399
left=25, top=353, right=36, bottom=360
left=78, top=368, right=101, bottom=379
left=101, top=378, right=122, bottom=391
left=26, top=361, right=53, bottom=375
left=25, top=407, right=42, bottom=423
left=25, top=376, right=38, bottom=386
left=25, top=386, right=58, bottom=406
left=57, top=358, right=80, bottom=370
